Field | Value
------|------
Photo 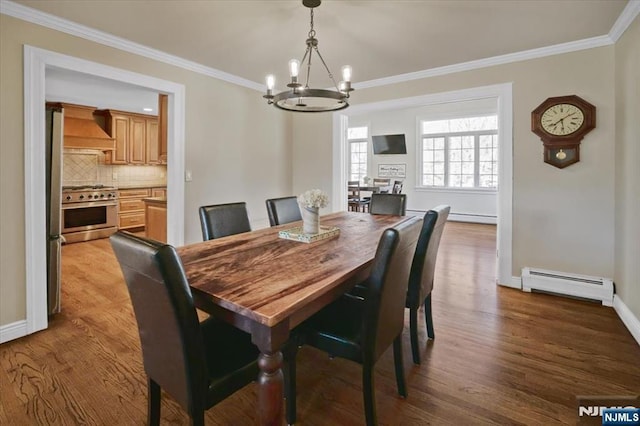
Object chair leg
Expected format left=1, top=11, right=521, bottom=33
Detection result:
left=190, top=410, right=204, bottom=426
left=409, top=307, right=420, bottom=365
left=362, top=364, right=377, bottom=426
left=393, top=336, right=407, bottom=398
left=147, top=378, right=161, bottom=426
left=283, top=341, right=298, bottom=425
left=425, top=293, right=435, bottom=339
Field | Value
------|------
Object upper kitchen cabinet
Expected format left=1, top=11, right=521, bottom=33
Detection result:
left=146, top=118, right=160, bottom=164
left=157, top=94, right=168, bottom=164
left=97, top=109, right=160, bottom=165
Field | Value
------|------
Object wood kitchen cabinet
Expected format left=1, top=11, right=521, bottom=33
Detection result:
left=99, top=110, right=159, bottom=165
left=151, top=187, right=166, bottom=198
left=146, top=119, right=160, bottom=164
left=157, top=94, right=168, bottom=164
left=118, top=188, right=150, bottom=230
left=129, top=116, right=146, bottom=164
left=144, top=197, right=167, bottom=243
left=118, top=187, right=167, bottom=231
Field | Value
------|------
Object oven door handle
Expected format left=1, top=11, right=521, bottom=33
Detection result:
left=61, top=201, right=117, bottom=209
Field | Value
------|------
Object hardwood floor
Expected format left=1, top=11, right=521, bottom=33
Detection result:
left=1, top=222, right=638, bottom=425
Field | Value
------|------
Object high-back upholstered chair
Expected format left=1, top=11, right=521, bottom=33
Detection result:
left=284, top=216, right=422, bottom=426
left=406, top=205, right=450, bottom=364
left=110, top=231, right=258, bottom=426
left=369, top=193, right=407, bottom=216
left=265, top=196, right=302, bottom=226
left=199, top=202, right=251, bottom=240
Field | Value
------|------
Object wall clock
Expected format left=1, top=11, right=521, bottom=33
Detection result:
left=531, top=95, right=596, bottom=169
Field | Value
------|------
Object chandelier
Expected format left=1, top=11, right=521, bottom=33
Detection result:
left=263, top=0, right=353, bottom=112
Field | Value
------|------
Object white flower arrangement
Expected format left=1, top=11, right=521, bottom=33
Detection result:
left=297, top=189, right=329, bottom=209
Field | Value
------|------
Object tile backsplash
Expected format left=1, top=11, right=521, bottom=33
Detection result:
left=63, top=150, right=167, bottom=187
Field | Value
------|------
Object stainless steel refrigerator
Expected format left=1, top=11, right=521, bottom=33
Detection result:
left=46, top=105, right=63, bottom=314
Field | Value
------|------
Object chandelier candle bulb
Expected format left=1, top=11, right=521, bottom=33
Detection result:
left=266, top=75, right=275, bottom=90
left=342, top=65, right=352, bottom=82
left=265, top=74, right=275, bottom=100
left=289, top=59, right=300, bottom=78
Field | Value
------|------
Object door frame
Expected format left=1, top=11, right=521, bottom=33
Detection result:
left=23, top=45, right=186, bottom=335
left=332, top=83, right=515, bottom=287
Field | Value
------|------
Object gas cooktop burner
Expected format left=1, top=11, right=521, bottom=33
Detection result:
left=62, top=184, right=116, bottom=191
left=62, top=185, right=118, bottom=204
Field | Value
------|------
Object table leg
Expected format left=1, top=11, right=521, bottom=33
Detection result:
left=257, top=350, right=284, bottom=425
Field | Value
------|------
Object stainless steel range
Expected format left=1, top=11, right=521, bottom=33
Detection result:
left=61, top=185, right=118, bottom=243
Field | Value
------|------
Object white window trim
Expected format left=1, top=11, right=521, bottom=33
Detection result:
left=413, top=186, right=498, bottom=195
left=417, top=128, right=498, bottom=190
left=347, top=124, right=370, bottom=182
left=348, top=138, right=369, bottom=182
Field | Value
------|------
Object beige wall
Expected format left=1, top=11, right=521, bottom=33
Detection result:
left=293, top=47, right=617, bottom=282
left=0, top=15, right=292, bottom=326
left=614, top=17, right=640, bottom=320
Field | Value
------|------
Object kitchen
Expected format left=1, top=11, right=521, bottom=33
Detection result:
left=46, top=68, right=169, bottom=314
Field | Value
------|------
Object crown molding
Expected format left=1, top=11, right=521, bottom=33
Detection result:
left=353, top=35, right=613, bottom=90
left=608, top=0, right=640, bottom=42
left=0, top=0, right=264, bottom=92
left=2, top=0, right=637, bottom=93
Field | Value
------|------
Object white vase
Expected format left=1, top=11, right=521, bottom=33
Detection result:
left=301, top=206, right=320, bottom=235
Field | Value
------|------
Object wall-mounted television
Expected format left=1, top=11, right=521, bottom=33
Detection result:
left=372, top=134, right=406, bottom=155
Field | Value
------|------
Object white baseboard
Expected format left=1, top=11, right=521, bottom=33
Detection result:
left=613, top=295, right=640, bottom=347
left=406, top=209, right=497, bottom=225
left=498, top=275, right=522, bottom=289
left=0, top=320, right=27, bottom=344
left=448, top=213, right=497, bottom=225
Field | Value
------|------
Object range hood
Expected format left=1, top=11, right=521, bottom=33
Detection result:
left=48, top=102, right=115, bottom=151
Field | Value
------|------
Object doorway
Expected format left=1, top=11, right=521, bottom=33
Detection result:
left=332, top=83, right=514, bottom=287
left=23, top=45, right=186, bottom=337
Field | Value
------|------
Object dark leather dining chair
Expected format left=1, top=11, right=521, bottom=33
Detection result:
left=284, top=216, right=422, bottom=426
left=265, top=196, right=302, bottom=226
left=352, top=204, right=449, bottom=365
left=369, top=193, right=407, bottom=216
left=110, top=231, right=259, bottom=426
left=406, top=205, right=450, bottom=364
left=199, top=202, right=251, bottom=240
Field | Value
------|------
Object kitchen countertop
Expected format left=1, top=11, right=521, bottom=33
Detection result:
left=117, top=184, right=167, bottom=190
left=142, top=197, right=167, bottom=204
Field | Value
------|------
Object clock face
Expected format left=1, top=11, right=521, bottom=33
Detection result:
left=540, top=103, right=585, bottom=136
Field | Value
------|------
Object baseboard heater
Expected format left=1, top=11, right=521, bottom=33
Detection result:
left=522, top=267, right=614, bottom=306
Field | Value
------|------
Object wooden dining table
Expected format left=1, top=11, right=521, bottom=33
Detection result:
left=177, top=211, right=410, bottom=425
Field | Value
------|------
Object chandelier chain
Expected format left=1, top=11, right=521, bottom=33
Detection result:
left=308, top=8, right=316, bottom=38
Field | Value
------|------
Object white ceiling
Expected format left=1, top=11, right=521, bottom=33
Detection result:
left=15, top=0, right=632, bottom=112
left=45, top=67, right=160, bottom=114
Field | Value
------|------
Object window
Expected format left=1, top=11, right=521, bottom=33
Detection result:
left=420, top=115, right=498, bottom=189
left=348, top=126, right=368, bottom=182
